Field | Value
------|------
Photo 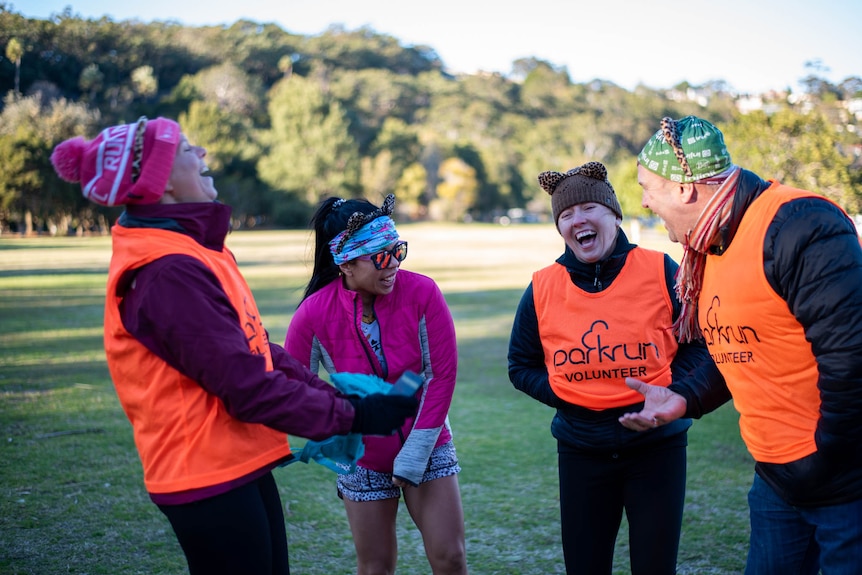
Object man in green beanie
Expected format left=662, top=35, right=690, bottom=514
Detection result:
left=620, top=115, right=862, bottom=574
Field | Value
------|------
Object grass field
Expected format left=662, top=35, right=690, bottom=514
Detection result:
left=0, top=223, right=753, bottom=574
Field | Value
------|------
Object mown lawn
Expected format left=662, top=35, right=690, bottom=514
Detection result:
left=0, top=223, right=751, bottom=574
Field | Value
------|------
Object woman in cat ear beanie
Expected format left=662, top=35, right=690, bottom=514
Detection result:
left=507, top=161, right=725, bottom=574
left=49, top=117, right=417, bottom=575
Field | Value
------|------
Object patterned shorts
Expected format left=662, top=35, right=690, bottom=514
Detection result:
left=336, top=441, right=461, bottom=502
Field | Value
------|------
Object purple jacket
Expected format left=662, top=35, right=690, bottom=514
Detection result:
left=285, top=269, right=458, bottom=484
left=116, top=202, right=355, bottom=502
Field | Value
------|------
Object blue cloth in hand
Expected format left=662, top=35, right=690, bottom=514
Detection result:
left=281, top=372, right=391, bottom=474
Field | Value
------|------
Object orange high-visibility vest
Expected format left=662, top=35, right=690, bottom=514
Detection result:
left=533, top=248, right=678, bottom=410
left=104, top=226, right=292, bottom=495
left=699, top=183, right=832, bottom=464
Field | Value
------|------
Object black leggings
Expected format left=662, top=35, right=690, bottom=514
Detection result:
left=558, top=441, right=686, bottom=575
left=158, top=472, right=290, bottom=575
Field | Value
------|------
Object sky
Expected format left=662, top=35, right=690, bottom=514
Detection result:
left=17, top=0, right=862, bottom=95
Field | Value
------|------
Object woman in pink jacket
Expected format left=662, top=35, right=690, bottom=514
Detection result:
left=285, top=194, right=468, bottom=575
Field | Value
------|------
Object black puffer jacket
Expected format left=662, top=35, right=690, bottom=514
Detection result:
left=508, top=229, right=726, bottom=454
left=670, top=169, right=862, bottom=506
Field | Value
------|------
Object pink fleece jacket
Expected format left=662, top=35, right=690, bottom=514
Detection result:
left=285, top=269, right=457, bottom=483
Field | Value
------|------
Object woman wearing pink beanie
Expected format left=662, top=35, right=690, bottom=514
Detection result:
left=50, top=117, right=418, bottom=575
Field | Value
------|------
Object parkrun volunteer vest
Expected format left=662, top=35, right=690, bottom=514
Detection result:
left=699, top=184, right=827, bottom=464
left=104, top=226, right=292, bottom=495
left=533, top=248, right=678, bottom=410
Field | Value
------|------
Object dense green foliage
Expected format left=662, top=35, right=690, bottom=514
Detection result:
left=1, top=4, right=860, bottom=233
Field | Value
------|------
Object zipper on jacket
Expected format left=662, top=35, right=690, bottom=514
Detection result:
left=354, top=299, right=386, bottom=379
left=593, top=263, right=603, bottom=291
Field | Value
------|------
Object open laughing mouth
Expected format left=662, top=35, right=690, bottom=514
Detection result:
left=576, top=230, right=597, bottom=244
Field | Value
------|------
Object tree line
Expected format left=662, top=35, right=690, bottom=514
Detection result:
left=1, top=4, right=860, bottom=235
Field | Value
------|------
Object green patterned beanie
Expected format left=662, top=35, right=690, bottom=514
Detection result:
left=638, top=116, right=732, bottom=183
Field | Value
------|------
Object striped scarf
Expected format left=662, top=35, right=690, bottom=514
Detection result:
left=673, top=167, right=741, bottom=342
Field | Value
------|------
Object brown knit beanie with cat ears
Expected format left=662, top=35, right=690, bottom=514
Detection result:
left=538, top=161, right=622, bottom=224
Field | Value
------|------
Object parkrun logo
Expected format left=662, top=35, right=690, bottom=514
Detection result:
left=242, top=296, right=269, bottom=356
left=701, top=296, right=760, bottom=364
left=552, top=319, right=660, bottom=375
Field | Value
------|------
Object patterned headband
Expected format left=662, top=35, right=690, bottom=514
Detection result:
left=335, top=194, right=396, bottom=254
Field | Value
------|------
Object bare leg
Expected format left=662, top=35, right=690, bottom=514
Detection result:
left=404, top=475, right=468, bottom=575
left=343, top=497, right=400, bottom=575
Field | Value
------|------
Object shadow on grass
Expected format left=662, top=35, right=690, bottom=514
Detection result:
left=0, top=242, right=100, bottom=252
left=1, top=359, right=111, bottom=393
left=1, top=279, right=108, bottom=395
left=0, top=273, right=751, bottom=574
left=0, top=268, right=110, bottom=278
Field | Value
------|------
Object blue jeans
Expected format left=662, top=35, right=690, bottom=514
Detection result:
left=745, top=472, right=862, bottom=575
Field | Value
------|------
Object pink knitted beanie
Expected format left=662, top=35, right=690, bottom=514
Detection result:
left=51, top=116, right=180, bottom=206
